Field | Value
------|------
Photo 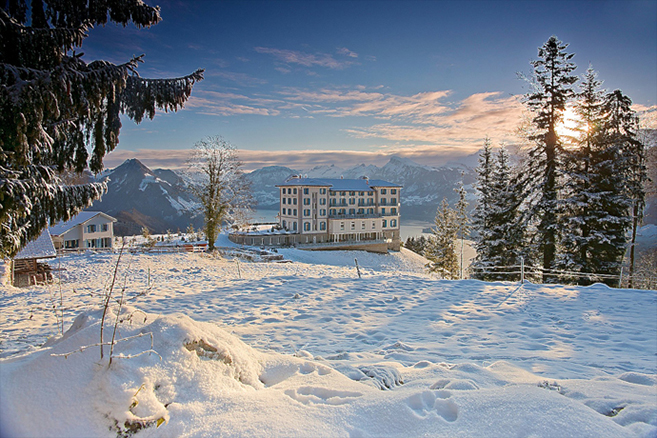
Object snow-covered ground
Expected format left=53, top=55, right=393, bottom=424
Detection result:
left=0, top=245, right=655, bottom=437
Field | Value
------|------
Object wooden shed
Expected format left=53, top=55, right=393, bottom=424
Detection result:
left=12, top=229, right=57, bottom=287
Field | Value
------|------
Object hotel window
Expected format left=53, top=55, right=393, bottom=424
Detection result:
left=320, top=198, right=326, bottom=205
left=330, top=209, right=336, bottom=215
left=282, top=198, right=286, bottom=204
left=304, top=209, right=310, bottom=216
left=350, top=191, right=355, bottom=196
left=320, top=188, right=327, bottom=194
left=320, top=222, right=326, bottom=231
left=349, top=208, right=355, bottom=215
left=320, top=209, right=326, bottom=216
left=368, top=208, right=374, bottom=214
left=340, top=222, right=345, bottom=230
left=391, top=198, right=397, bottom=205
left=372, top=221, right=376, bottom=229
left=391, top=189, right=397, bottom=194
left=340, top=191, right=346, bottom=196
left=282, top=208, right=286, bottom=215
left=392, top=208, right=397, bottom=215
left=293, top=222, right=297, bottom=231
left=357, top=208, right=364, bottom=214
left=359, top=191, right=364, bottom=196
left=383, top=220, right=387, bottom=228
left=293, top=209, right=297, bottom=216
left=381, top=208, right=386, bottom=215
left=293, top=188, right=297, bottom=194
left=349, top=198, right=355, bottom=205
left=361, top=222, right=365, bottom=230
left=368, top=192, right=374, bottom=196
left=304, top=222, right=310, bottom=231
left=86, top=224, right=96, bottom=233
left=101, top=224, right=109, bottom=232
left=293, top=198, right=297, bottom=205
left=330, top=198, right=336, bottom=205
left=304, top=198, right=310, bottom=205
left=381, top=198, right=387, bottom=205
left=351, top=222, right=355, bottom=230
left=391, top=219, right=397, bottom=227
left=381, top=189, right=387, bottom=194
left=304, top=188, right=309, bottom=194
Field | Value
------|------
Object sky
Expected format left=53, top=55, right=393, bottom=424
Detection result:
left=81, top=0, right=657, bottom=171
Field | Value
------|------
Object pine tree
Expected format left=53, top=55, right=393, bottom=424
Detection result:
left=522, top=36, right=578, bottom=282
left=558, top=67, right=606, bottom=281
left=454, top=177, right=470, bottom=279
left=426, top=198, right=459, bottom=279
left=471, top=138, right=495, bottom=279
left=603, top=90, right=646, bottom=286
left=0, top=1, right=204, bottom=258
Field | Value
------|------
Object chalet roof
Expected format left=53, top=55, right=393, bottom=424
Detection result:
left=49, top=211, right=117, bottom=236
left=14, top=229, right=56, bottom=260
left=276, top=177, right=402, bottom=191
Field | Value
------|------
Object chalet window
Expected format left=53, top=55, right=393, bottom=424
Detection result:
left=86, top=224, right=96, bottom=233
left=101, top=223, right=109, bottom=232
left=64, top=239, right=79, bottom=249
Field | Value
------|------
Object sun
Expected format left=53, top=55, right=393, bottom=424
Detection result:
left=555, top=105, right=580, bottom=139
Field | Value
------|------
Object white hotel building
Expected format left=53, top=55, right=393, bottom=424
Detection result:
left=276, top=176, right=402, bottom=250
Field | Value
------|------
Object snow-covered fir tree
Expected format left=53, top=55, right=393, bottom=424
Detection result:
left=472, top=146, right=526, bottom=281
left=471, top=138, right=495, bottom=279
left=425, top=198, right=459, bottom=279
left=522, top=35, right=578, bottom=283
left=558, top=67, right=607, bottom=281
left=0, top=0, right=204, bottom=257
left=454, top=177, right=470, bottom=279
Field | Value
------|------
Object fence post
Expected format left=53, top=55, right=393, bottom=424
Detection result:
left=354, top=258, right=362, bottom=279
left=520, top=256, right=525, bottom=284
left=618, top=267, right=623, bottom=289
left=236, top=259, right=242, bottom=279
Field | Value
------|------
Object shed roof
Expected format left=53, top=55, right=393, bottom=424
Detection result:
left=14, top=229, right=56, bottom=260
left=276, top=177, right=402, bottom=191
left=49, top=211, right=116, bottom=236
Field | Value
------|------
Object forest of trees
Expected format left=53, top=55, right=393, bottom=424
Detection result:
left=415, top=36, right=650, bottom=287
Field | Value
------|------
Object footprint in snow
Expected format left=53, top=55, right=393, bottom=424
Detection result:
left=284, top=386, right=362, bottom=405
left=407, top=390, right=458, bottom=422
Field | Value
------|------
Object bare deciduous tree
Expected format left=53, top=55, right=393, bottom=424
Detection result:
left=185, top=137, right=253, bottom=251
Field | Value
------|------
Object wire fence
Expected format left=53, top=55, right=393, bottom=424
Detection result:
left=468, top=259, right=657, bottom=290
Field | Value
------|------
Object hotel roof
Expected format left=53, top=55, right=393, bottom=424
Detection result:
left=276, top=177, right=402, bottom=191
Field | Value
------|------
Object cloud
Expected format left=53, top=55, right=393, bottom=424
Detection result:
left=254, top=47, right=354, bottom=70
left=207, top=70, right=268, bottom=86
left=104, top=147, right=474, bottom=172
left=336, top=47, right=358, bottom=58
left=186, top=90, right=281, bottom=116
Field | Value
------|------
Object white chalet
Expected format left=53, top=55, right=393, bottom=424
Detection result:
left=49, top=211, right=117, bottom=250
left=276, top=176, right=402, bottom=250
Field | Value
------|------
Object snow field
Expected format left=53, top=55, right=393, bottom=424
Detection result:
left=0, top=247, right=655, bottom=437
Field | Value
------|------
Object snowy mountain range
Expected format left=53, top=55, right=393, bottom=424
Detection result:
left=91, top=159, right=203, bottom=235
left=246, top=155, right=476, bottom=220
